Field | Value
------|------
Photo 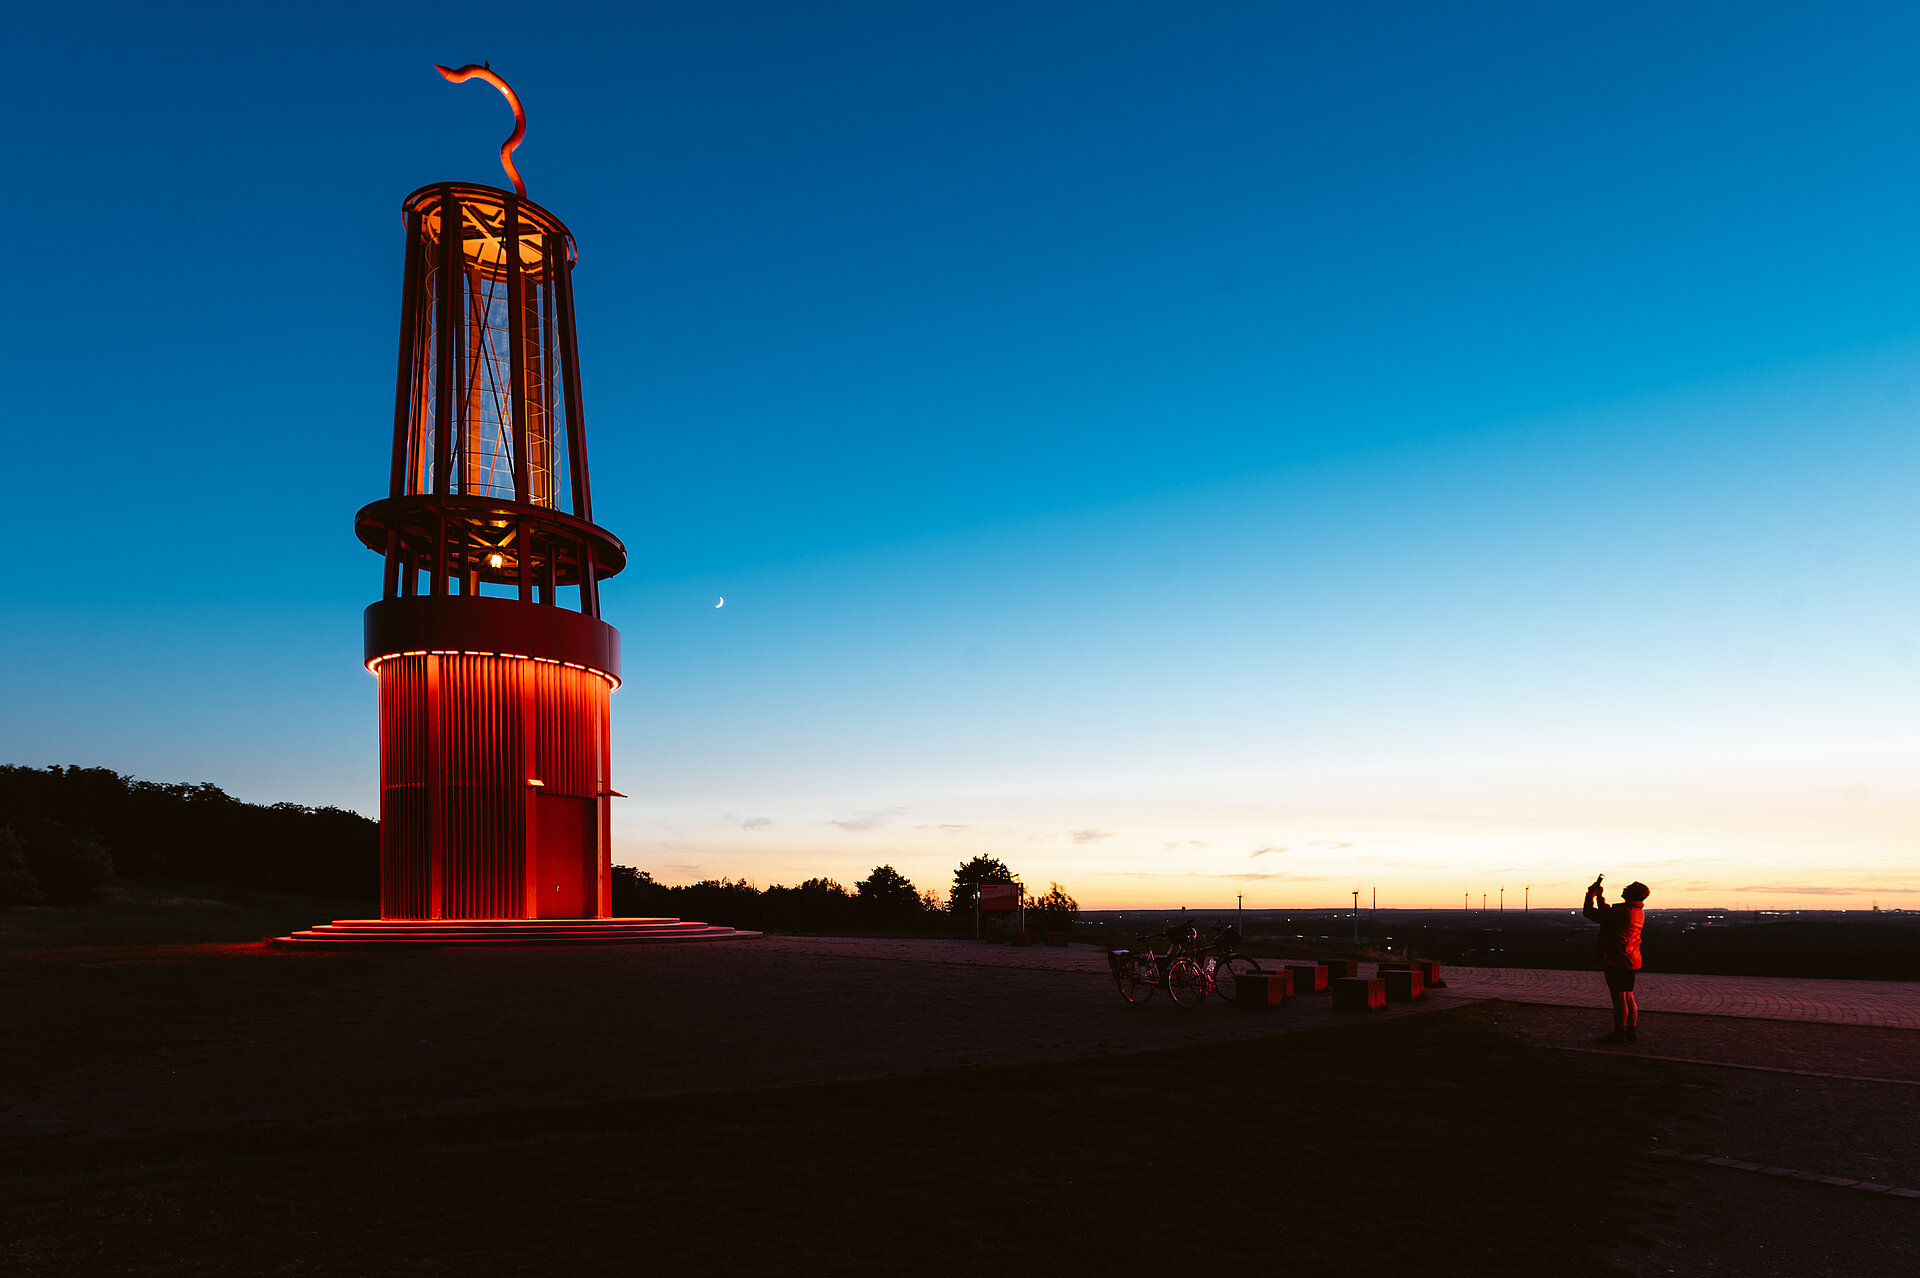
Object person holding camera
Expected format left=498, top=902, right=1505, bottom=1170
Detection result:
left=1583, top=874, right=1649, bottom=1045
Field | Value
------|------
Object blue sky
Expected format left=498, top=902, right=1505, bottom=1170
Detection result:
left=7, top=2, right=1920, bottom=907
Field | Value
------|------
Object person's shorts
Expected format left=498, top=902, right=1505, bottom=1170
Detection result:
left=1604, top=965, right=1638, bottom=993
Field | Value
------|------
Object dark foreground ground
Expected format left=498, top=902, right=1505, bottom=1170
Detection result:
left=2, top=902, right=1915, bottom=1276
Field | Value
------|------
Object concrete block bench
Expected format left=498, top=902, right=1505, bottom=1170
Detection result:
left=1286, top=963, right=1330, bottom=993
left=1319, top=958, right=1361, bottom=979
left=1043, top=931, right=1070, bottom=947
left=1381, top=968, right=1426, bottom=1001
left=1236, top=969, right=1293, bottom=1007
left=1332, top=976, right=1386, bottom=1011
left=1378, top=960, right=1447, bottom=988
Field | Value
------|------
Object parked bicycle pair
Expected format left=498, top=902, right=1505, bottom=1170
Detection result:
left=1105, top=922, right=1264, bottom=1006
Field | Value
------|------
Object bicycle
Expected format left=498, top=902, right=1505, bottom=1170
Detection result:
left=1197, top=922, right=1266, bottom=1002
left=1107, top=928, right=1208, bottom=1007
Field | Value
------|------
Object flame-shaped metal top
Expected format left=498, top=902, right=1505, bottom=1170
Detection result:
left=434, top=62, right=528, bottom=196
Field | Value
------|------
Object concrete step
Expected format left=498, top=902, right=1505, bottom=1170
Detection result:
left=272, top=918, right=763, bottom=948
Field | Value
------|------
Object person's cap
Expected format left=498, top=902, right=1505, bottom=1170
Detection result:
left=1623, top=881, right=1650, bottom=901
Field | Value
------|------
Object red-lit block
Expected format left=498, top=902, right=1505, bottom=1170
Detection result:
left=1043, top=931, right=1070, bottom=947
left=1286, top=963, right=1329, bottom=993
left=1237, top=970, right=1293, bottom=1006
left=1008, top=931, right=1035, bottom=947
left=1382, top=969, right=1426, bottom=1001
left=1332, top=977, right=1386, bottom=1011
left=1320, top=959, right=1361, bottom=979
left=1415, top=959, right=1445, bottom=987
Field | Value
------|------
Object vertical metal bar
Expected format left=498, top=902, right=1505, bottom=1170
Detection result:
left=517, top=520, right=532, bottom=603
left=432, top=512, right=448, bottom=596
left=389, top=208, right=424, bottom=498
left=540, top=251, right=559, bottom=507
left=450, top=514, right=466, bottom=595
left=464, top=266, right=488, bottom=497
left=434, top=186, right=459, bottom=496
left=581, top=539, right=599, bottom=618
left=506, top=200, right=531, bottom=505
left=411, top=275, right=434, bottom=497
left=453, top=234, right=476, bottom=498
left=554, top=249, right=593, bottom=523
left=382, top=528, right=400, bottom=600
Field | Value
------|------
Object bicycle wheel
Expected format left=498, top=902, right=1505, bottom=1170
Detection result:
left=1211, top=954, right=1258, bottom=1003
left=1167, top=957, right=1207, bottom=1007
left=1119, top=957, right=1157, bottom=1004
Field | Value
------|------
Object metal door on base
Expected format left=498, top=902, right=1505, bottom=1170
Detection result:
left=533, top=792, right=595, bottom=918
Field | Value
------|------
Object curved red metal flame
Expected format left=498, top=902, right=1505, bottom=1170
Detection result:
left=435, top=62, right=528, bottom=197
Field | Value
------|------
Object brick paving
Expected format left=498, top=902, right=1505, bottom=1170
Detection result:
left=1442, top=964, right=1920, bottom=1029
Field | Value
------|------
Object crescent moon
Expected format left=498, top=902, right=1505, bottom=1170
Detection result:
left=715, top=596, right=725, bottom=608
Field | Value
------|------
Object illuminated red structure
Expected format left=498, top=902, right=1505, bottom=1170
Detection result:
left=281, top=66, right=750, bottom=946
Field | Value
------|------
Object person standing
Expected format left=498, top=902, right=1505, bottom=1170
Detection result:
left=1583, top=875, right=1649, bottom=1044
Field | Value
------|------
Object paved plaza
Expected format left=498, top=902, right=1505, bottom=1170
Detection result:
left=759, top=937, right=1920, bottom=1031
left=1440, top=963, right=1920, bottom=1031
left=7, top=936, right=1919, bottom=1140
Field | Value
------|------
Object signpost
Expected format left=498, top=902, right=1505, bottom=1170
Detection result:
left=976, top=881, right=1022, bottom=940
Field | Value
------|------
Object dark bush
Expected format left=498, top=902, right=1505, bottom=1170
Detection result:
left=0, top=825, right=48, bottom=906
left=856, top=864, right=923, bottom=926
left=1027, top=881, right=1079, bottom=932
left=0, top=765, right=376, bottom=902
left=611, top=863, right=948, bottom=935
left=610, top=866, right=672, bottom=917
left=21, top=818, right=116, bottom=905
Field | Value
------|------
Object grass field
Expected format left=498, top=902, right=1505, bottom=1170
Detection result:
left=0, top=880, right=374, bottom=953
left=0, top=883, right=385, bottom=1097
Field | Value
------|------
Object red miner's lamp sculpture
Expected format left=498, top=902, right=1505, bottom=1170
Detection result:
left=279, top=66, right=753, bottom=947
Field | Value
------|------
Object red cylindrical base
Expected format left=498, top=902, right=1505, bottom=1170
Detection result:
left=377, top=652, right=611, bottom=919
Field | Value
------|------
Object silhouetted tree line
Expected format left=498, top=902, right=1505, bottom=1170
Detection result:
left=0, top=765, right=377, bottom=905
left=613, top=855, right=1079, bottom=935
left=0, top=766, right=1086, bottom=936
